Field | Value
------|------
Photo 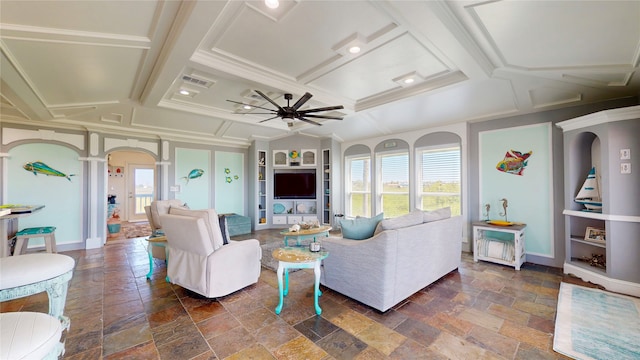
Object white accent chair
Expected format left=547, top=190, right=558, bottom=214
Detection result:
left=160, top=208, right=261, bottom=298
left=144, top=199, right=185, bottom=260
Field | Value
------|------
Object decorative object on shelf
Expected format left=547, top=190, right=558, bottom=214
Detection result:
left=301, top=149, right=316, bottom=166
left=259, top=217, right=266, bottom=223
left=273, top=203, right=286, bottom=214
left=289, top=224, right=300, bottom=232
left=23, top=161, right=76, bottom=181
left=258, top=157, right=265, bottom=166
left=499, top=198, right=508, bottom=221
left=483, top=203, right=491, bottom=221
left=289, top=150, right=299, bottom=160
left=487, top=220, right=513, bottom=226
left=182, top=168, right=204, bottom=184
left=496, top=149, right=533, bottom=176
left=273, top=150, right=288, bottom=166
left=584, top=227, right=606, bottom=243
left=296, top=203, right=306, bottom=213
left=581, top=253, right=606, bottom=269
left=575, top=167, right=602, bottom=212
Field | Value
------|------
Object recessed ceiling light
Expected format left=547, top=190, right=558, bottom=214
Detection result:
left=265, top=0, right=279, bottom=9
left=348, top=46, right=361, bottom=54
left=179, top=89, right=190, bottom=95
left=403, top=78, right=415, bottom=84
left=243, top=105, right=252, bottom=110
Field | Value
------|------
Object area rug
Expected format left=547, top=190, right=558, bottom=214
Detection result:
left=554, top=282, right=640, bottom=360
left=122, top=221, right=152, bottom=239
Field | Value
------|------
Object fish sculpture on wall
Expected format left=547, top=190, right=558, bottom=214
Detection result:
left=496, top=150, right=532, bottom=176
left=23, top=161, right=75, bottom=181
left=182, top=169, right=204, bottom=184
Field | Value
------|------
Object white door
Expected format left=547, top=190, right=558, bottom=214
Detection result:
left=127, top=164, right=155, bottom=221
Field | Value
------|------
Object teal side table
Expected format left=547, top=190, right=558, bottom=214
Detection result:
left=272, top=246, right=328, bottom=315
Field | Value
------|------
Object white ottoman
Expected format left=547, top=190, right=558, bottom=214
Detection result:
left=0, top=312, right=62, bottom=360
left=0, top=253, right=74, bottom=356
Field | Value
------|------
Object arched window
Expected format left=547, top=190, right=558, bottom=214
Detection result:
left=415, top=133, right=461, bottom=215
left=375, top=139, right=410, bottom=217
left=344, top=145, right=371, bottom=217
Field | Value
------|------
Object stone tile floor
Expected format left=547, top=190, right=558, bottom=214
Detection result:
left=1, top=229, right=597, bottom=359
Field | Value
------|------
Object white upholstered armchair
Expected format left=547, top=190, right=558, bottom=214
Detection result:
left=144, top=199, right=185, bottom=260
left=160, top=208, right=261, bottom=298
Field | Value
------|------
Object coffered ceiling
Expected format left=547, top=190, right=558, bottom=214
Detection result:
left=1, top=1, right=638, bottom=146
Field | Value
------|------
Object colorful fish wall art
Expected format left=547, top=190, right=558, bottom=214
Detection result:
left=182, top=169, right=204, bottom=184
left=496, top=150, right=533, bottom=176
left=23, top=161, right=75, bottom=181
left=224, top=168, right=240, bottom=184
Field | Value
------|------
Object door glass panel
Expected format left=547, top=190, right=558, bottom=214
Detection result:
left=133, top=168, right=154, bottom=216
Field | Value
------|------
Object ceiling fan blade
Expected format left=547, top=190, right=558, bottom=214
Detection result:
left=297, top=116, right=322, bottom=126
left=302, top=114, right=343, bottom=120
left=259, top=115, right=281, bottom=123
left=226, top=100, right=277, bottom=112
left=292, top=92, right=313, bottom=110
left=255, top=90, right=285, bottom=111
left=298, top=105, right=344, bottom=113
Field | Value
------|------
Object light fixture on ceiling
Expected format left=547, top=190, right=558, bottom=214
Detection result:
left=393, top=72, right=424, bottom=87
left=334, top=33, right=367, bottom=57
left=243, top=105, right=252, bottom=110
left=265, top=0, right=279, bottom=9
left=179, top=89, right=190, bottom=96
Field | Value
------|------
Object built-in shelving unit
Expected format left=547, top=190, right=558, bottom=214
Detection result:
left=322, top=149, right=331, bottom=225
left=557, top=105, right=640, bottom=297
left=257, top=150, right=267, bottom=227
left=272, top=200, right=318, bottom=225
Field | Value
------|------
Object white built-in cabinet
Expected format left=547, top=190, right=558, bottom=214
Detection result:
left=557, top=105, right=640, bottom=297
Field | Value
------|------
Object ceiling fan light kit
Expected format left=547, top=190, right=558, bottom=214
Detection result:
left=227, top=90, right=344, bottom=127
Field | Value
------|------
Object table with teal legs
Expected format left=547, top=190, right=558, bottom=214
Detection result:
left=146, top=236, right=170, bottom=282
left=272, top=247, right=328, bottom=315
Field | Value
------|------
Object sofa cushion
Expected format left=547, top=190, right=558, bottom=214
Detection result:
left=422, top=207, right=451, bottom=223
left=340, top=213, right=383, bottom=240
left=376, top=210, right=423, bottom=233
left=168, top=208, right=224, bottom=250
left=150, top=199, right=185, bottom=228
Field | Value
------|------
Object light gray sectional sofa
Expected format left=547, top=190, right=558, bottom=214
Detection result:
left=320, top=208, right=463, bottom=312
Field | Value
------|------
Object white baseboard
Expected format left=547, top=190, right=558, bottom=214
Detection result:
left=85, top=237, right=103, bottom=250
left=564, top=262, right=640, bottom=297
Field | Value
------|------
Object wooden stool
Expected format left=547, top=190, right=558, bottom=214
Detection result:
left=14, top=226, right=56, bottom=255
left=0, top=312, right=63, bottom=360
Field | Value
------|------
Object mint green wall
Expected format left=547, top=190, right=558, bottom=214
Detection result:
left=215, top=151, right=244, bottom=215
left=176, top=148, right=210, bottom=210
left=8, top=143, right=83, bottom=246
left=479, top=123, right=553, bottom=257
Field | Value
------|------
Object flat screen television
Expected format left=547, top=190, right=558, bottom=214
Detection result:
left=274, top=170, right=316, bottom=199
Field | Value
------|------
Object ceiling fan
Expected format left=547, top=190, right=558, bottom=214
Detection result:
left=227, top=90, right=344, bottom=126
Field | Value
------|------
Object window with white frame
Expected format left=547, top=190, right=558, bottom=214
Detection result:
left=417, top=144, right=461, bottom=215
left=377, top=151, right=409, bottom=217
left=345, top=155, right=371, bottom=217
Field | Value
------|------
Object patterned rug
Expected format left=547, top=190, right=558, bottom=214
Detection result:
left=554, top=282, right=640, bottom=359
left=108, top=221, right=152, bottom=241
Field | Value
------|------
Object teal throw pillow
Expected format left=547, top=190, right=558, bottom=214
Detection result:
left=340, top=213, right=384, bottom=240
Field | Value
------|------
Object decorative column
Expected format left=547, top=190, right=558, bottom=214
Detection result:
left=82, top=132, right=105, bottom=249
